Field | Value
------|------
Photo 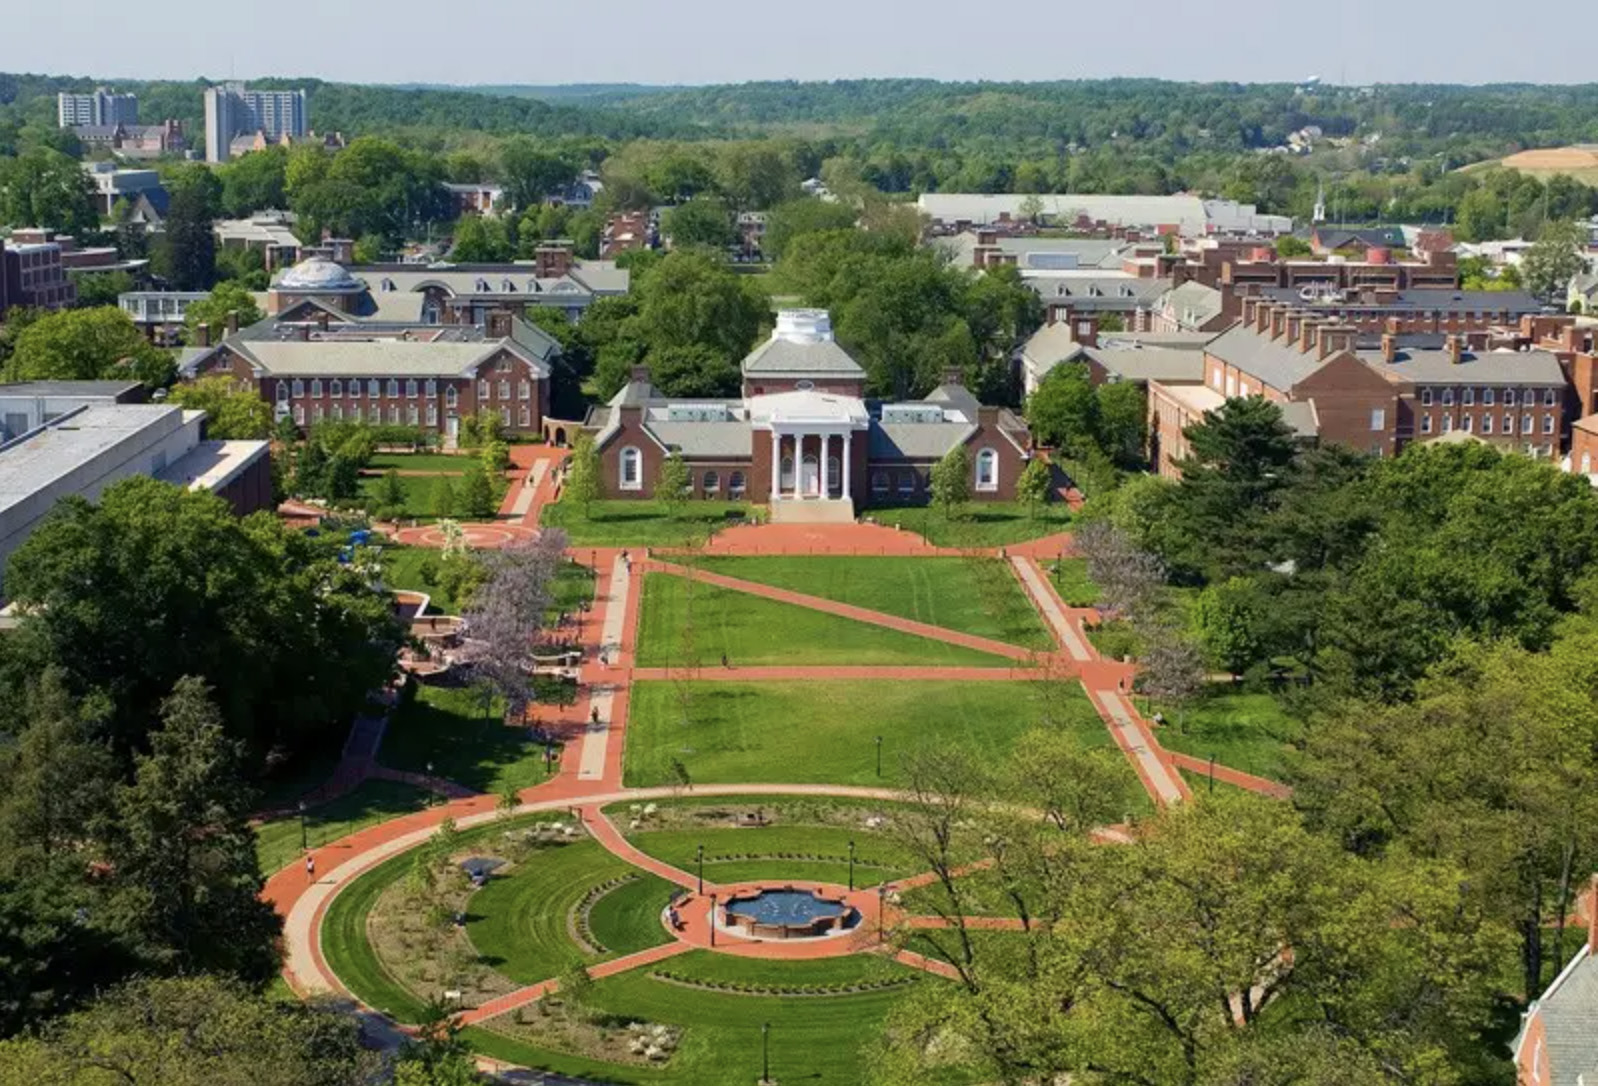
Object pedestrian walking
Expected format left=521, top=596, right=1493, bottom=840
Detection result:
left=591, top=706, right=601, bottom=727
left=721, top=652, right=729, bottom=668
left=305, top=854, right=315, bottom=881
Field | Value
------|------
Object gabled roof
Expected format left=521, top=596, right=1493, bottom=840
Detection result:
left=1157, top=281, right=1225, bottom=328
left=1364, top=347, right=1566, bottom=386
left=1515, top=948, right=1598, bottom=1086
left=740, top=337, right=865, bottom=378
left=1204, top=322, right=1335, bottom=392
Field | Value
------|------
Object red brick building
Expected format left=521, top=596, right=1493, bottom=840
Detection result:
left=578, top=310, right=1033, bottom=520
left=1512, top=878, right=1598, bottom=1085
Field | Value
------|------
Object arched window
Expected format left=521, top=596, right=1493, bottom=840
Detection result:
left=703, top=470, right=720, bottom=493
left=620, top=447, right=643, bottom=490
left=975, top=448, right=999, bottom=492
left=871, top=471, right=889, bottom=494
left=446, top=386, right=458, bottom=407
left=779, top=455, right=795, bottom=488
left=519, top=404, right=530, bottom=426
left=898, top=470, right=915, bottom=496
left=275, top=383, right=289, bottom=403
left=329, top=378, right=343, bottom=398
left=406, top=379, right=418, bottom=398
left=408, top=404, right=419, bottom=425
left=826, top=456, right=841, bottom=495
left=728, top=471, right=746, bottom=495
left=500, top=405, right=511, bottom=426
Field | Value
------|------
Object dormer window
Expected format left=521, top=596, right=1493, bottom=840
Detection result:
left=502, top=278, right=515, bottom=292
left=381, top=278, right=395, bottom=292
left=475, top=278, right=490, bottom=292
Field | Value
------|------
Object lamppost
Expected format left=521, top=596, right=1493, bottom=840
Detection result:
left=426, top=762, right=434, bottom=805
left=297, top=799, right=307, bottom=852
left=709, top=894, right=716, bottom=947
left=696, top=843, right=705, bottom=895
left=1208, top=753, right=1216, bottom=795
left=875, top=735, right=883, bottom=778
left=877, top=884, right=887, bottom=944
left=848, top=839, right=856, bottom=892
left=761, top=1021, right=771, bottom=1084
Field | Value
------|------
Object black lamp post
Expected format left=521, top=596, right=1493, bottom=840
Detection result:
left=1208, top=753, right=1216, bottom=795
left=709, top=894, right=716, bottom=947
left=878, top=884, right=887, bottom=944
left=761, top=1021, right=771, bottom=1084
left=875, top=735, right=883, bottom=778
left=297, top=799, right=307, bottom=852
left=696, top=843, right=705, bottom=895
left=848, top=839, right=856, bottom=892
left=426, top=762, right=434, bottom=805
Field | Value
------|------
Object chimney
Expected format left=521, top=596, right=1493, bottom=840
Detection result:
left=942, top=366, right=964, bottom=387
left=194, top=322, right=210, bottom=348
left=1241, top=296, right=1259, bottom=326
left=486, top=311, right=511, bottom=338
left=1319, top=325, right=1353, bottom=360
left=535, top=240, right=575, bottom=279
left=1447, top=334, right=1464, bottom=365
left=226, top=309, right=239, bottom=335
left=1270, top=307, right=1288, bottom=341
left=1074, top=314, right=1099, bottom=348
left=1256, top=300, right=1276, bottom=334
left=1298, top=316, right=1321, bottom=354
left=629, top=364, right=652, bottom=385
left=317, top=311, right=330, bottom=331
left=1284, top=311, right=1303, bottom=345
left=1381, top=333, right=1397, bottom=364
left=295, top=324, right=310, bottom=342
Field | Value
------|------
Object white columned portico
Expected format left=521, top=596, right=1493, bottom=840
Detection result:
left=820, top=433, right=830, bottom=498
left=769, top=429, right=780, bottom=502
left=842, top=431, right=852, bottom=501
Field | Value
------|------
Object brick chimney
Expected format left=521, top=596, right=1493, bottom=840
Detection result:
left=1319, top=325, right=1354, bottom=360
left=535, top=241, right=575, bottom=279
left=1447, top=334, right=1464, bottom=365
left=1074, top=314, right=1099, bottom=348
left=194, top=322, right=210, bottom=348
left=1382, top=333, right=1397, bottom=364
left=1298, top=317, right=1321, bottom=354
left=942, top=366, right=964, bottom=387
left=1255, top=299, right=1275, bottom=334
left=486, top=311, right=511, bottom=338
left=630, top=364, right=652, bottom=385
left=1241, top=296, right=1260, bottom=326
left=1284, top=311, right=1303, bottom=345
left=1270, top=307, right=1289, bottom=341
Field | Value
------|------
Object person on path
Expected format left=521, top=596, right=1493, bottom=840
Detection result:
left=305, top=854, right=315, bottom=882
left=721, top=653, right=729, bottom=668
left=591, top=706, right=600, bottom=727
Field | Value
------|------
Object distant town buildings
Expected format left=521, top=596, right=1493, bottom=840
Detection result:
left=203, top=83, right=308, bottom=163
left=916, top=193, right=1293, bottom=236
left=57, top=88, right=138, bottom=128
left=83, top=162, right=169, bottom=224
left=72, top=119, right=186, bottom=160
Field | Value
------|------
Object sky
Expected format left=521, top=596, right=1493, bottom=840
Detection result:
left=11, top=0, right=1596, bottom=88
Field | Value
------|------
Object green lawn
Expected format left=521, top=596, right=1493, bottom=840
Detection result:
left=322, top=847, right=436, bottom=1023
left=624, top=824, right=924, bottom=887
left=471, top=951, right=950, bottom=1086
left=360, top=473, right=452, bottom=519
left=868, top=502, right=1069, bottom=547
left=623, top=679, right=1126, bottom=790
left=369, top=452, right=472, bottom=473
left=1046, top=558, right=1100, bottom=607
left=468, top=839, right=673, bottom=984
left=588, top=874, right=681, bottom=955
left=635, top=574, right=1018, bottom=668
left=381, top=545, right=460, bottom=612
left=381, top=683, right=556, bottom=794
left=254, top=779, right=429, bottom=876
left=542, top=498, right=753, bottom=545
left=1152, top=690, right=1304, bottom=781
left=691, top=556, right=1051, bottom=649
left=552, top=560, right=596, bottom=616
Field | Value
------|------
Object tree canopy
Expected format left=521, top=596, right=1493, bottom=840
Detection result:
left=2, top=306, right=174, bottom=387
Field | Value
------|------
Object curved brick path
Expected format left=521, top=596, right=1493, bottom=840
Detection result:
left=265, top=515, right=1292, bottom=1071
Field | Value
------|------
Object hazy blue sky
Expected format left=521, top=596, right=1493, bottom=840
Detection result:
left=16, top=0, right=1591, bottom=86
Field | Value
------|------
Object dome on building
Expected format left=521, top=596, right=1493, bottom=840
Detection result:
left=273, top=256, right=362, bottom=292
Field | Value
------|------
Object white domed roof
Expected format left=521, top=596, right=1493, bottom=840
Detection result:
left=274, top=256, right=361, bottom=291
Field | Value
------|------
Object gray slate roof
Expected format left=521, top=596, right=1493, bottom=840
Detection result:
left=0, top=380, right=143, bottom=399
left=1027, top=275, right=1170, bottom=310
left=1085, top=346, right=1206, bottom=384
left=868, top=421, right=977, bottom=460
left=645, top=421, right=752, bottom=458
left=1364, top=347, right=1567, bottom=386
left=1157, top=281, right=1225, bottom=328
left=1516, top=950, right=1598, bottom=1086
left=740, top=337, right=866, bottom=377
left=1259, top=286, right=1540, bottom=316
left=1205, top=323, right=1330, bottom=391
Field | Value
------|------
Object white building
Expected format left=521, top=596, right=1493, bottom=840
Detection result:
left=915, top=193, right=1293, bottom=236
left=57, top=88, right=138, bottom=128
left=204, top=83, right=308, bottom=163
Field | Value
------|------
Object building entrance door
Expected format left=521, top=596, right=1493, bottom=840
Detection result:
left=801, top=455, right=819, bottom=496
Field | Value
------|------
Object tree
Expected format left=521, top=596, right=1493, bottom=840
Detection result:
left=1073, top=520, right=1165, bottom=623
left=167, top=375, right=272, bottom=439
left=649, top=343, right=741, bottom=398
left=461, top=532, right=568, bottom=726
left=71, top=270, right=135, bottom=309
left=431, top=475, right=457, bottom=519
left=1026, top=364, right=1101, bottom=456
left=498, top=139, right=577, bottom=210
left=3, top=475, right=401, bottom=765
left=1096, top=380, right=1147, bottom=468
left=480, top=439, right=510, bottom=474
left=0, top=975, right=376, bottom=1085
left=457, top=463, right=496, bottom=519
left=154, top=165, right=221, bottom=291
left=1274, top=234, right=1313, bottom=257
left=656, top=451, right=690, bottom=516
left=1192, top=575, right=1274, bottom=674
left=662, top=196, right=736, bottom=250
left=0, top=148, right=98, bottom=236
left=449, top=214, right=513, bottom=262
left=371, top=468, right=407, bottom=519
left=563, top=433, right=602, bottom=512
left=181, top=281, right=265, bottom=344
left=216, top=144, right=288, bottom=217
left=1521, top=218, right=1587, bottom=300
left=3, top=307, right=174, bottom=387
left=1134, top=624, right=1206, bottom=724
left=762, top=198, right=857, bottom=261
left=633, top=250, right=765, bottom=364
left=930, top=445, right=971, bottom=519
left=1016, top=457, right=1052, bottom=518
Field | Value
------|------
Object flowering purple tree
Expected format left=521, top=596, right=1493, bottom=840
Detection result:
left=462, top=528, right=569, bottom=726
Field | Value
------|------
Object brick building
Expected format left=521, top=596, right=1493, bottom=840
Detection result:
left=1, top=238, right=75, bottom=310
left=1512, top=879, right=1598, bottom=1085
left=573, top=309, right=1033, bottom=520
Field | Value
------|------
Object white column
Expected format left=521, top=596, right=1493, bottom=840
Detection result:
left=769, top=429, right=780, bottom=502
left=843, top=431, right=852, bottom=501
left=793, top=433, right=804, bottom=499
left=820, top=433, right=830, bottom=498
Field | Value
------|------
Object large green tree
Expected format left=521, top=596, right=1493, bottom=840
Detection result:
left=0, top=148, right=98, bottom=235
left=498, top=139, right=577, bottom=210
left=154, top=165, right=221, bottom=291
left=2, top=306, right=174, bottom=387
left=181, top=280, right=265, bottom=344
left=661, top=196, right=737, bottom=250
left=167, top=375, right=273, bottom=439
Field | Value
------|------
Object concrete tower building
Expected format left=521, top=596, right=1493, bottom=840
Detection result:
left=203, top=83, right=308, bottom=162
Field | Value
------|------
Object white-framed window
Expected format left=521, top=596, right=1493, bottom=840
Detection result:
left=619, top=446, right=643, bottom=490
left=330, top=378, right=343, bottom=398
left=389, top=404, right=401, bottom=423
left=1484, top=387, right=1495, bottom=406
left=291, top=378, right=305, bottom=398
left=1420, top=387, right=1433, bottom=407
left=427, top=403, right=438, bottom=426
left=312, top=403, right=324, bottom=422
left=975, top=447, right=999, bottom=492
left=1211, top=365, right=1223, bottom=390
left=1441, top=387, right=1454, bottom=406
left=386, top=378, right=399, bottom=398
left=368, top=404, right=381, bottom=423
left=1442, top=414, right=1453, bottom=433
left=728, top=471, right=746, bottom=495
left=1523, top=413, right=1533, bottom=433
left=519, top=404, right=530, bottom=426
left=1483, top=414, right=1494, bottom=435
left=898, top=471, right=915, bottom=496
left=871, top=471, right=889, bottom=494
left=519, top=379, right=531, bottom=400
left=703, top=470, right=720, bottom=493
left=498, top=379, right=510, bottom=400
left=333, top=403, right=344, bottom=421
left=1524, top=388, right=1536, bottom=407
left=407, top=404, right=419, bottom=425
left=1462, top=414, right=1472, bottom=433
left=1369, top=408, right=1385, bottom=432
left=1504, top=388, right=1517, bottom=407
left=368, top=378, right=380, bottom=398
left=406, top=379, right=418, bottom=398
left=500, top=405, right=511, bottom=426
left=293, top=404, right=304, bottom=425
left=1239, top=381, right=1251, bottom=397
left=276, top=383, right=289, bottom=403
left=1545, top=388, right=1559, bottom=407
left=478, top=379, right=489, bottom=400
left=1420, top=415, right=1433, bottom=434
left=1462, top=387, right=1474, bottom=406
left=446, top=386, right=458, bottom=407
left=1543, top=414, right=1555, bottom=434
left=425, top=379, right=437, bottom=397
left=1505, top=412, right=1514, bottom=432
left=1225, top=374, right=1237, bottom=398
